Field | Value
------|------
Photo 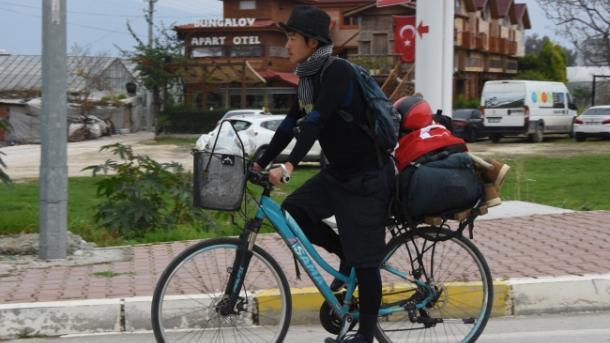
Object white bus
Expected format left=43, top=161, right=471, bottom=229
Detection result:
left=480, top=80, right=577, bottom=143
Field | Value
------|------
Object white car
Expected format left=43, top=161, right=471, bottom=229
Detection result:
left=573, top=106, right=610, bottom=141
left=214, top=109, right=270, bottom=127
left=196, top=114, right=324, bottom=163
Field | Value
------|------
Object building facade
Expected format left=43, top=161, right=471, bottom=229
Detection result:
left=174, top=0, right=530, bottom=110
left=174, top=0, right=369, bottom=111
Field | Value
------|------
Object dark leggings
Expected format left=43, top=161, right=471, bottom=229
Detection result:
left=284, top=204, right=381, bottom=343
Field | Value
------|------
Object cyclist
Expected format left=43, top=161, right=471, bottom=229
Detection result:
left=252, top=5, right=394, bottom=343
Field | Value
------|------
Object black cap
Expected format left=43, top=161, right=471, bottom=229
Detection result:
left=279, top=5, right=332, bottom=45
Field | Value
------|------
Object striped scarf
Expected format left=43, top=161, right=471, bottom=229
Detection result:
left=295, top=44, right=334, bottom=114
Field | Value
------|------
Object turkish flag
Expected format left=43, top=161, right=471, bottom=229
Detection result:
left=377, top=0, right=412, bottom=7
left=394, top=16, right=416, bottom=63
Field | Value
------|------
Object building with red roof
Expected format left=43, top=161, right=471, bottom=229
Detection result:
left=174, top=0, right=531, bottom=110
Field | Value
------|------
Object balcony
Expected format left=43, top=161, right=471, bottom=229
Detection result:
left=476, top=33, right=488, bottom=51
left=508, top=41, right=518, bottom=56
left=500, top=38, right=510, bottom=55
left=489, top=37, right=500, bottom=53
left=461, top=31, right=477, bottom=50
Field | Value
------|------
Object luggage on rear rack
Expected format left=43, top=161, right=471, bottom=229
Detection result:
left=192, top=121, right=248, bottom=211
left=398, top=152, right=483, bottom=220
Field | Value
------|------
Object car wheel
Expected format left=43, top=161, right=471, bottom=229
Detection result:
left=490, top=134, right=501, bottom=143
left=528, top=123, right=544, bottom=143
left=574, top=133, right=586, bottom=142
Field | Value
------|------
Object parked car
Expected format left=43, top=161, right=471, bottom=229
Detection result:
left=215, top=109, right=270, bottom=127
left=196, top=114, right=324, bottom=164
left=481, top=80, right=577, bottom=143
left=573, top=106, right=610, bottom=141
left=451, top=109, right=486, bottom=142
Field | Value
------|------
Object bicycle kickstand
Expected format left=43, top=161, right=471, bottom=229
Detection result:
left=336, top=313, right=353, bottom=341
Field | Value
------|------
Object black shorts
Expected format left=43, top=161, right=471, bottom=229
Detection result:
left=282, top=162, right=395, bottom=268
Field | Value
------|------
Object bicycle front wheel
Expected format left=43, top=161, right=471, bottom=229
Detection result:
left=375, top=228, right=493, bottom=343
left=151, top=238, right=292, bottom=343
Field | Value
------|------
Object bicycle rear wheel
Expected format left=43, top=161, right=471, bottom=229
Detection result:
left=375, top=228, right=493, bottom=343
left=151, top=238, right=292, bottom=343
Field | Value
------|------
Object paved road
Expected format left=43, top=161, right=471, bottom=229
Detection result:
left=6, top=311, right=610, bottom=342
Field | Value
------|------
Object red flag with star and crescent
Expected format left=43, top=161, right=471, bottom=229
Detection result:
left=394, top=16, right=416, bottom=63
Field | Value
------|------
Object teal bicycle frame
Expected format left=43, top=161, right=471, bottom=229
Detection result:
left=253, top=193, right=431, bottom=320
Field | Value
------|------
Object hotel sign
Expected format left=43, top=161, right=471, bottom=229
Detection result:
left=191, top=36, right=262, bottom=46
left=193, top=18, right=256, bottom=28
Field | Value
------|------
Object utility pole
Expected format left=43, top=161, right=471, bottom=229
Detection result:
left=145, top=0, right=158, bottom=49
left=39, top=0, right=67, bottom=260
left=145, top=0, right=158, bottom=131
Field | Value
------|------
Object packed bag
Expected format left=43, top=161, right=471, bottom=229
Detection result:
left=398, top=152, right=483, bottom=219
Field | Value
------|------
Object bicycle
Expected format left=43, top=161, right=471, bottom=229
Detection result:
left=151, top=168, right=493, bottom=343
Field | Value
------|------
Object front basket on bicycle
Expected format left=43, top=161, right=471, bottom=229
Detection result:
left=193, top=150, right=246, bottom=211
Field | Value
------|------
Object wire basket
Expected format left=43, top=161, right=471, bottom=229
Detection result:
left=193, top=121, right=247, bottom=211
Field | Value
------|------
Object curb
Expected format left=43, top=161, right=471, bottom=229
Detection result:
left=1, top=274, right=609, bottom=339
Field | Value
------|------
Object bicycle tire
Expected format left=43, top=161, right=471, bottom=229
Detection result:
left=151, top=238, right=292, bottom=343
left=374, top=228, right=493, bottom=343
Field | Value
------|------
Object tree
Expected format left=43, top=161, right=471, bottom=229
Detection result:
left=524, top=34, right=577, bottom=66
left=121, top=24, right=184, bottom=134
left=517, top=40, right=568, bottom=82
left=0, top=118, right=11, bottom=184
left=536, top=0, right=610, bottom=66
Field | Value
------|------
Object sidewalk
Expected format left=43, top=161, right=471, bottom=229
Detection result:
left=1, top=206, right=610, bottom=338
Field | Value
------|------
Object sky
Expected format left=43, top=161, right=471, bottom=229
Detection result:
left=0, top=0, right=566, bottom=56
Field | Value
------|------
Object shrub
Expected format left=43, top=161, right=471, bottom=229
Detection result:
left=454, top=95, right=480, bottom=109
left=158, top=106, right=226, bottom=134
left=83, top=143, right=203, bottom=238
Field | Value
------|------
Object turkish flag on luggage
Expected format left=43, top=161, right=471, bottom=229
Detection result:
left=395, top=125, right=467, bottom=171
left=394, top=16, right=417, bottom=63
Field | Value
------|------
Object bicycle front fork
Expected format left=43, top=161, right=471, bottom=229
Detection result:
left=217, top=218, right=262, bottom=316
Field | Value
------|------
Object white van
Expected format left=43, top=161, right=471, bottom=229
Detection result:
left=480, top=80, right=577, bottom=142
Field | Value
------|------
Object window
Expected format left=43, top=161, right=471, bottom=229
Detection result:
left=192, top=47, right=224, bottom=57
left=553, top=92, right=566, bottom=109
left=228, top=120, right=252, bottom=131
left=373, top=33, right=388, bottom=54
left=239, top=1, right=256, bottom=10
left=230, top=46, right=263, bottom=57
left=260, top=120, right=282, bottom=131
left=343, top=15, right=359, bottom=26
left=359, top=41, right=371, bottom=55
left=455, top=0, right=462, bottom=14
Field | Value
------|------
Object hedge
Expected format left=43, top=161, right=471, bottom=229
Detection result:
left=160, top=107, right=291, bottom=134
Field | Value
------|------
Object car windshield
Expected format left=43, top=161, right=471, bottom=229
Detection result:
left=224, top=111, right=255, bottom=119
left=453, top=110, right=475, bottom=120
left=583, top=108, right=610, bottom=116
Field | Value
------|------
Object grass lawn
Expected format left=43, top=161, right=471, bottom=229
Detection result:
left=0, top=156, right=607, bottom=246
left=0, top=167, right=318, bottom=246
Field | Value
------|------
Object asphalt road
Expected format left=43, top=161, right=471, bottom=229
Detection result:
left=5, top=311, right=610, bottom=343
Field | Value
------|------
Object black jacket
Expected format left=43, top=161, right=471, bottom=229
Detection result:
left=258, top=58, right=379, bottom=176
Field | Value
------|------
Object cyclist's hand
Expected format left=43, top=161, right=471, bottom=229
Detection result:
left=268, top=162, right=293, bottom=186
left=268, top=167, right=284, bottom=186
left=251, top=162, right=263, bottom=173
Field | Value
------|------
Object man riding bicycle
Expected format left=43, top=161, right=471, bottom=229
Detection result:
left=252, top=5, right=395, bottom=343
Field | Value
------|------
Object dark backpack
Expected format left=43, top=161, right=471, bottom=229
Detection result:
left=321, top=57, right=400, bottom=163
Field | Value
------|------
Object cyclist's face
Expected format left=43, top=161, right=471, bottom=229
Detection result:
left=285, top=32, right=319, bottom=64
